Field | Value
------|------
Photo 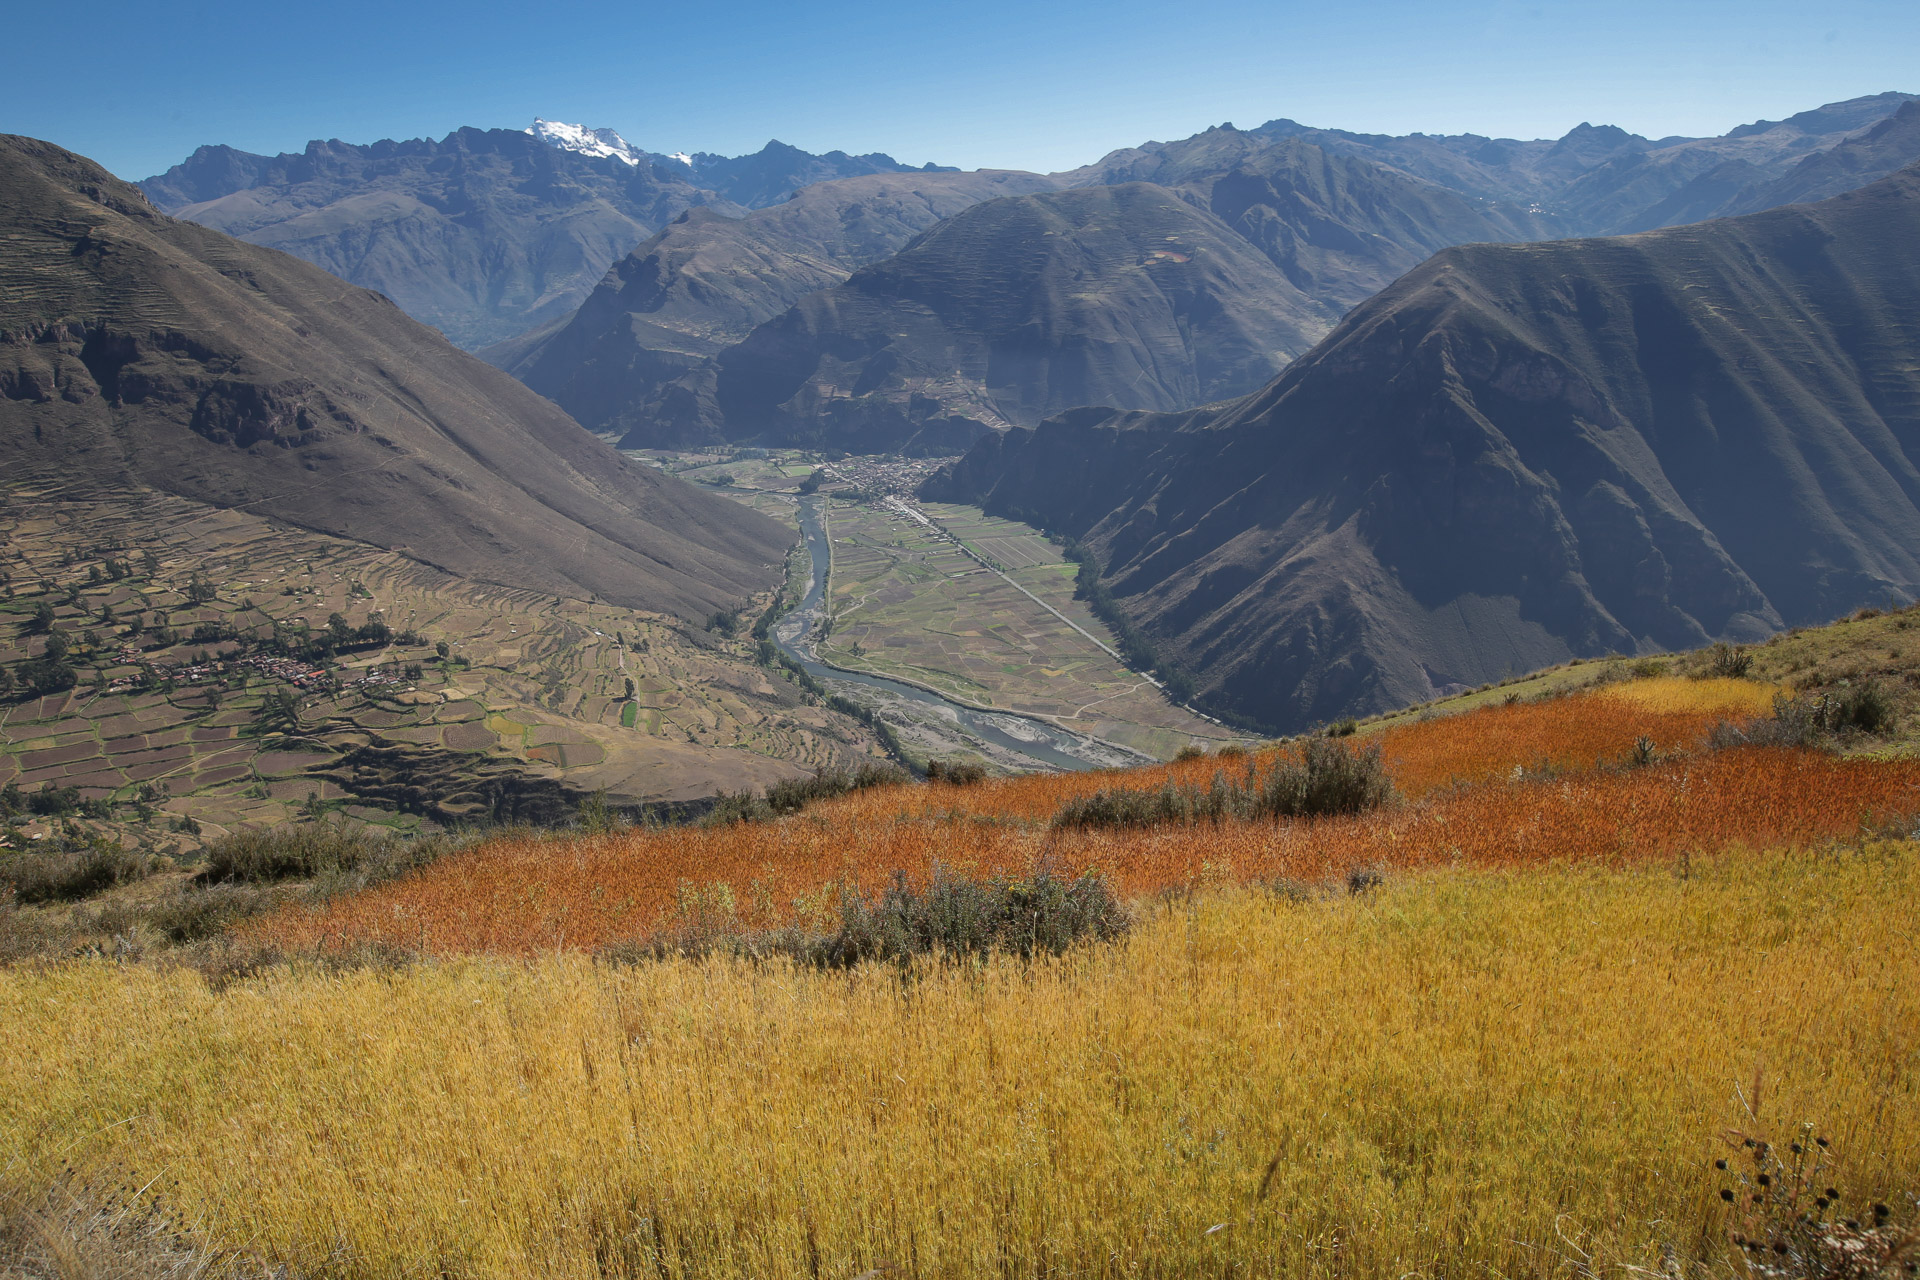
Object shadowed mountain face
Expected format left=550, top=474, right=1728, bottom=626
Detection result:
left=709, top=183, right=1338, bottom=455
left=140, top=128, right=729, bottom=349
left=1, top=135, right=790, bottom=621
left=926, top=164, right=1920, bottom=732
left=496, top=169, right=1062, bottom=447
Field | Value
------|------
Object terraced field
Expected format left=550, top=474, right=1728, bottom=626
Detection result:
left=0, top=486, right=885, bottom=847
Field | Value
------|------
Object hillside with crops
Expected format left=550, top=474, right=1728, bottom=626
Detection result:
left=5, top=609, right=1919, bottom=1278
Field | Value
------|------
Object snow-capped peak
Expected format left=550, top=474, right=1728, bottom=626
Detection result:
left=668, top=152, right=695, bottom=167
left=526, top=118, right=643, bottom=166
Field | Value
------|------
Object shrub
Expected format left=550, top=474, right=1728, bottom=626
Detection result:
left=1709, top=682, right=1895, bottom=750
left=1828, top=681, right=1893, bottom=735
left=1705, top=642, right=1754, bottom=679
left=144, top=883, right=287, bottom=943
left=26, top=785, right=81, bottom=817
left=1053, top=739, right=1393, bottom=829
left=203, top=826, right=460, bottom=888
left=1711, top=1121, right=1917, bottom=1280
left=703, top=763, right=909, bottom=826
left=821, top=867, right=1129, bottom=965
left=1, top=840, right=149, bottom=904
left=926, top=758, right=988, bottom=786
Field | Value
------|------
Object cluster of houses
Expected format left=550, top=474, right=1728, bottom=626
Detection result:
left=102, top=648, right=412, bottom=697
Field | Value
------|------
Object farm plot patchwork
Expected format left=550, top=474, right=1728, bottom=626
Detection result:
left=816, top=497, right=1234, bottom=758
left=0, top=487, right=884, bottom=846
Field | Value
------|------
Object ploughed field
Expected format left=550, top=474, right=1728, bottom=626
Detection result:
left=4, top=631, right=1918, bottom=1279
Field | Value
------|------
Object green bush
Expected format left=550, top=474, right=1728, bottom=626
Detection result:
left=1, top=840, right=150, bottom=904
left=925, top=758, right=988, bottom=785
left=1054, top=739, right=1392, bottom=830
left=704, top=763, right=909, bottom=825
left=203, top=826, right=461, bottom=887
left=1704, top=642, right=1754, bottom=679
left=1710, top=683, right=1894, bottom=751
left=823, top=868, right=1129, bottom=965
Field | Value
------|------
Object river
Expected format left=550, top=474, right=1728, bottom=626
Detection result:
left=768, top=495, right=1127, bottom=772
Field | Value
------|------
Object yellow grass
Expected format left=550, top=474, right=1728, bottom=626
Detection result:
left=5, top=844, right=1917, bottom=1279
left=1596, top=675, right=1783, bottom=717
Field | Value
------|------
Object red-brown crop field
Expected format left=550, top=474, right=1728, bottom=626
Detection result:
left=250, top=674, right=1916, bottom=957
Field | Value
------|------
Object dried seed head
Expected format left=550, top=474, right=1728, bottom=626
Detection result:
left=1758, top=1174, right=1772, bottom=1187
left=1722, top=1189, right=1736, bottom=1202
left=1816, top=1137, right=1829, bottom=1148
left=1715, top=1159, right=1729, bottom=1170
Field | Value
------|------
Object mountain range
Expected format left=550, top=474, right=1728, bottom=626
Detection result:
left=3, top=134, right=788, bottom=620
left=925, top=161, right=1920, bottom=732
left=138, top=126, right=950, bottom=348
left=484, top=93, right=1920, bottom=451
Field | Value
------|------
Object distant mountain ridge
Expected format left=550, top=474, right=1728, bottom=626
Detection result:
left=1251, top=90, right=1918, bottom=234
left=4, top=133, right=790, bottom=621
left=138, top=123, right=953, bottom=349
left=925, top=162, right=1920, bottom=732
left=494, top=168, right=1062, bottom=447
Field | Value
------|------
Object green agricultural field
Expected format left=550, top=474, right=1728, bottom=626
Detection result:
left=815, top=496, right=1240, bottom=758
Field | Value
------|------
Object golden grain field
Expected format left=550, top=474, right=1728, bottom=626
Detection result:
left=5, top=846, right=1916, bottom=1279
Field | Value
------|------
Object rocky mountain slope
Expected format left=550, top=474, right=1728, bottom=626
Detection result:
left=495, top=168, right=1060, bottom=447
left=1060, top=128, right=1553, bottom=307
left=2, top=134, right=790, bottom=621
left=926, top=163, right=1920, bottom=732
left=708, top=183, right=1336, bottom=454
left=521, top=95, right=1919, bottom=455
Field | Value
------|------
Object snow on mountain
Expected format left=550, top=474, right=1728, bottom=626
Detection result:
left=669, top=152, right=695, bottom=167
left=526, top=118, right=644, bottom=166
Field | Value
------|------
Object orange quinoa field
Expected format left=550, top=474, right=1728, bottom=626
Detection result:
left=249, top=679, right=1920, bottom=956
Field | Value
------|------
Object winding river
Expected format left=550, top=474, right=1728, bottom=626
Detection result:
left=769, top=496, right=1119, bottom=772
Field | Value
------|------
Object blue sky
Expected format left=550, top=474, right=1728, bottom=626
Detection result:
left=9, top=0, right=1918, bottom=180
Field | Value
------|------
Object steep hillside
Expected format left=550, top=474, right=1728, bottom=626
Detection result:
left=926, top=164, right=1920, bottom=731
left=140, top=127, right=730, bottom=348
left=1, top=134, right=790, bottom=621
left=1722, top=99, right=1920, bottom=214
left=497, top=169, right=1059, bottom=446
left=711, top=183, right=1333, bottom=454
